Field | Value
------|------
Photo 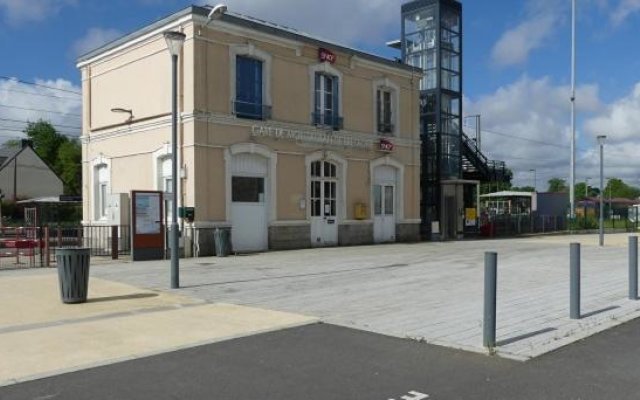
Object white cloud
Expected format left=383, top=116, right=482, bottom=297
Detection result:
left=210, top=0, right=400, bottom=47
left=611, top=0, right=640, bottom=24
left=0, top=0, right=75, bottom=25
left=465, top=76, right=601, bottom=189
left=491, top=14, right=557, bottom=67
left=584, top=83, right=640, bottom=142
left=490, top=0, right=566, bottom=67
left=72, top=28, right=123, bottom=57
left=0, top=78, right=82, bottom=143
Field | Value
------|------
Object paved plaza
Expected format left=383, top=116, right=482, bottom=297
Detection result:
left=2, top=232, right=639, bottom=386
left=80, top=232, right=640, bottom=360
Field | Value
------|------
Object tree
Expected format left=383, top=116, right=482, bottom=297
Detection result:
left=23, top=120, right=81, bottom=195
left=547, top=178, right=568, bottom=193
left=23, top=120, right=67, bottom=167
left=604, top=178, right=640, bottom=200
left=56, top=140, right=82, bottom=195
left=574, top=182, right=598, bottom=200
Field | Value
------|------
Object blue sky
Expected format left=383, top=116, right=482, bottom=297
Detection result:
left=0, top=0, right=639, bottom=188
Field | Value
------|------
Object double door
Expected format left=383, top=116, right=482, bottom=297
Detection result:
left=310, top=161, right=338, bottom=246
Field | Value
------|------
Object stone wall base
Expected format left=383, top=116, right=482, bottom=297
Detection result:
left=396, top=223, right=421, bottom=243
left=269, top=225, right=311, bottom=250
left=338, top=223, right=373, bottom=246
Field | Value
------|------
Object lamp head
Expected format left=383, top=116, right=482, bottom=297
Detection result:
left=163, top=31, right=186, bottom=57
left=110, top=107, right=133, bottom=122
left=597, top=135, right=607, bottom=146
left=208, top=4, right=227, bottom=20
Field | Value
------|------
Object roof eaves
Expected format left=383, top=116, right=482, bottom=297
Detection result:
left=77, top=5, right=421, bottom=75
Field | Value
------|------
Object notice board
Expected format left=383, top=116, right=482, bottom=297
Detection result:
left=131, top=190, right=164, bottom=261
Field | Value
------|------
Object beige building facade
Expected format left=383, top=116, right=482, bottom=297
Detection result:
left=78, top=5, right=422, bottom=255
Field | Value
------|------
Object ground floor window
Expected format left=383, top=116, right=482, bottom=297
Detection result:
left=232, top=176, right=265, bottom=203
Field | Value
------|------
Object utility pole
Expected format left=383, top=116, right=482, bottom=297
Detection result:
left=570, top=0, right=577, bottom=221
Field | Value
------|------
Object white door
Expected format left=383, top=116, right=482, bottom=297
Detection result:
left=373, top=166, right=397, bottom=243
left=310, top=161, right=338, bottom=246
left=231, top=154, right=268, bottom=252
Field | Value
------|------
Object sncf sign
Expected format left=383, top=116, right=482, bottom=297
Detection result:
left=318, top=48, right=337, bottom=64
left=379, top=138, right=394, bottom=152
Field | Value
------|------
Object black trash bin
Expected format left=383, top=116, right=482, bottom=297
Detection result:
left=56, top=247, right=91, bottom=304
left=214, top=228, right=232, bottom=257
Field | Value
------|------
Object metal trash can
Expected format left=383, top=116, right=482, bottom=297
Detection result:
left=56, top=247, right=91, bottom=304
left=214, top=228, right=232, bottom=257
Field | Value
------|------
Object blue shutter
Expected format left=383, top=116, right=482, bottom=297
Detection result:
left=314, top=73, right=321, bottom=124
left=235, top=56, right=263, bottom=119
left=332, top=77, right=340, bottom=129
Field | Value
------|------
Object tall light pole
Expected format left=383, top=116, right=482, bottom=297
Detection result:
left=529, top=169, right=537, bottom=192
left=597, top=135, right=606, bottom=247
left=570, top=0, right=577, bottom=222
left=585, top=177, right=591, bottom=197
left=164, top=30, right=186, bottom=289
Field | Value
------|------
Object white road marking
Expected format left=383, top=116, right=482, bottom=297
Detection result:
left=388, top=390, right=429, bottom=400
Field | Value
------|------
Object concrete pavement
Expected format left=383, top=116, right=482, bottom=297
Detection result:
left=88, top=233, right=640, bottom=360
left=5, top=319, right=640, bottom=399
left=2, top=232, right=639, bottom=386
left=0, top=273, right=316, bottom=386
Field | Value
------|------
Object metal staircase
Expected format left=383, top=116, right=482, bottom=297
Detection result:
left=461, top=131, right=511, bottom=183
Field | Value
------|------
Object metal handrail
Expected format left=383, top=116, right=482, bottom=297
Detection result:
left=312, top=112, right=344, bottom=130
left=232, top=100, right=272, bottom=120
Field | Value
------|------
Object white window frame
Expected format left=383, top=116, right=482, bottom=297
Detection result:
left=153, top=144, right=174, bottom=222
left=372, top=78, right=400, bottom=136
left=304, top=151, right=347, bottom=221
left=229, top=44, right=272, bottom=114
left=316, top=74, right=335, bottom=119
left=91, top=155, right=111, bottom=222
left=369, top=156, right=405, bottom=221
left=309, top=62, right=343, bottom=125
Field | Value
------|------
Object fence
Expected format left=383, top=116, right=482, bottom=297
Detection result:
left=0, top=225, right=130, bottom=269
left=480, top=214, right=568, bottom=237
left=572, top=207, right=639, bottom=232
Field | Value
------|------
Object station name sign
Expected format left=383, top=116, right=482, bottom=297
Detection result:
left=251, top=124, right=373, bottom=150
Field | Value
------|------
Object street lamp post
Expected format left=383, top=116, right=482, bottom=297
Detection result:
left=164, top=30, right=186, bottom=289
left=597, top=135, right=606, bottom=247
left=570, top=0, right=577, bottom=222
left=585, top=177, right=591, bottom=197
left=529, top=169, right=537, bottom=192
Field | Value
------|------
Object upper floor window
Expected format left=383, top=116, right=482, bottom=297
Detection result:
left=377, top=88, right=393, bottom=134
left=313, top=73, right=343, bottom=130
left=230, top=45, right=272, bottom=121
left=235, top=56, right=270, bottom=120
left=373, top=79, right=399, bottom=136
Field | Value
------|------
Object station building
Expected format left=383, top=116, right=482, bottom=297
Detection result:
left=77, top=5, right=422, bottom=254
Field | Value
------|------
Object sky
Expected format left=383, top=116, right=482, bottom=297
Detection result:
left=0, top=0, right=639, bottom=190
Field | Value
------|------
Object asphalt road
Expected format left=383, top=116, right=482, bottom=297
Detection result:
left=3, top=318, right=640, bottom=400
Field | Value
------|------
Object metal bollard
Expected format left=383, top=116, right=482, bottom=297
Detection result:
left=483, top=251, right=497, bottom=348
left=630, top=236, right=638, bottom=300
left=570, top=243, right=581, bottom=319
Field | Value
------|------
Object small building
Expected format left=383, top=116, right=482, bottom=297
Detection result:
left=77, top=5, right=422, bottom=254
left=0, top=141, right=63, bottom=202
left=480, top=191, right=535, bottom=216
